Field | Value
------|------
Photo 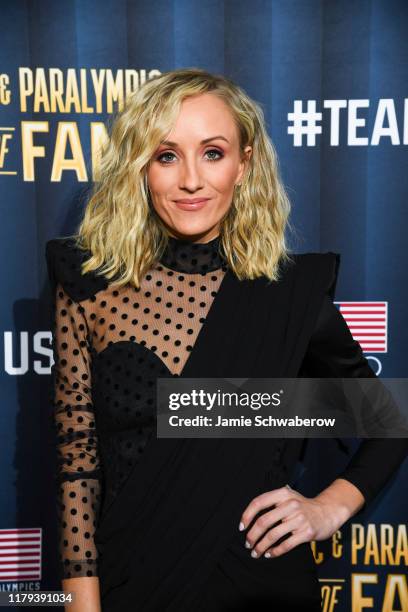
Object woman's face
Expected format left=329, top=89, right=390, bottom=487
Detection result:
left=146, top=92, right=252, bottom=242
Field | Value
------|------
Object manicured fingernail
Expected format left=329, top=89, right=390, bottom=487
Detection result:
left=251, top=550, right=258, bottom=558
left=239, top=522, right=245, bottom=531
left=245, top=540, right=251, bottom=549
left=265, top=552, right=271, bottom=558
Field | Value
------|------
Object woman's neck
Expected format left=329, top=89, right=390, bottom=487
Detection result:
left=159, top=233, right=227, bottom=274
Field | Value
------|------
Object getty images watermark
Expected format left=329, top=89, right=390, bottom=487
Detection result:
left=156, top=378, right=408, bottom=439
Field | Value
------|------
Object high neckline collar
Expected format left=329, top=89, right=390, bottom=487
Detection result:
left=159, top=234, right=227, bottom=274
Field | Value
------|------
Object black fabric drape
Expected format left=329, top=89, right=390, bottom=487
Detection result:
left=94, top=252, right=339, bottom=610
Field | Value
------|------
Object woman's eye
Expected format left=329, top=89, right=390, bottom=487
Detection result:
left=156, top=149, right=224, bottom=164
left=157, top=152, right=176, bottom=164
left=205, top=149, right=224, bottom=161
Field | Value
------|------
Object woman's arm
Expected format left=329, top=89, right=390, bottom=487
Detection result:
left=240, top=293, right=408, bottom=559
left=61, top=577, right=101, bottom=612
left=48, top=279, right=102, bottom=611
left=302, top=294, right=408, bottom=509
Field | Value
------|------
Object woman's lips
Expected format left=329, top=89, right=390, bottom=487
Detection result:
left=174, top=198, right=210, bottom=211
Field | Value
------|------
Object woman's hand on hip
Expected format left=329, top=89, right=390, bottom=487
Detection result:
left=238, top=479, right=364, bottom=559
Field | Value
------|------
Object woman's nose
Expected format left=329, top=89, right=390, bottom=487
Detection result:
left=179, top=157, right=203, bottom=191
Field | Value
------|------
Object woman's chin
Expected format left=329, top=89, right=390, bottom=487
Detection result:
left=165, top=221, right=221, bottom=241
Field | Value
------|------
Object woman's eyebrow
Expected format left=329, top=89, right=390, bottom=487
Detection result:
left=160, top=135, right=230, bottom=147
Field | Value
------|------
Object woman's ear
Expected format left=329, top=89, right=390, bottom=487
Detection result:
left=237, top=145, right=252, bottom=184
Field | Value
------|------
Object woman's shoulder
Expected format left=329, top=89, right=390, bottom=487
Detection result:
left=279, top=250, right=341, bottom=300
left=287, top=250, right=340, bottom=267
left=45, top=236, right=109, bottom=302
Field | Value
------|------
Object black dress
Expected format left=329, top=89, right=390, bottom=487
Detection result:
left=45, top=234, right=408, bottom=611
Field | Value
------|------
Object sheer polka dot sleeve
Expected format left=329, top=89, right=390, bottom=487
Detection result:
left=44, top=232, right=228, bottom=580
left=50, top=281, right=101, bottom=580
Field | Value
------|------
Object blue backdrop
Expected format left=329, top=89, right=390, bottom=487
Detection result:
left=1, top=1, right=407, bottom=609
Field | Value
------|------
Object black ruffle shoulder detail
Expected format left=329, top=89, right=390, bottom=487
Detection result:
left=285, top=251, right=341, bottom=299
left=45, top=237, right=109, bottom=302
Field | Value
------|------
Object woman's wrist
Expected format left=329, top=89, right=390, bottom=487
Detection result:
left=314, top=477, right=366, bottom=529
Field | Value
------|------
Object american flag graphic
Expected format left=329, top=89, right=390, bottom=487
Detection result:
left=0, top=528, right=42, bottom=582
left=335, top=301, right=388, bottom=354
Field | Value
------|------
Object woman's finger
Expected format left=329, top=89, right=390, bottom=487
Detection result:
left=264, top=527, right=314, bottom=558
left=249, top=514, right=303, bottom=558
left=239, top=485, right=290, bottom=531
left=245, top=498, right=300, bottom=548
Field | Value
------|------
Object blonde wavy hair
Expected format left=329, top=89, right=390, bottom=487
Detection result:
left=74, top=67, right=294, bottom=287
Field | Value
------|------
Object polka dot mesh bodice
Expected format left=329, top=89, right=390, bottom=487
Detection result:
left=47, top=234, right=228, bottom=580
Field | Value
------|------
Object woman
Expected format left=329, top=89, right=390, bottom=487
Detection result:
left=46, top=68, right=408, bottom=611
